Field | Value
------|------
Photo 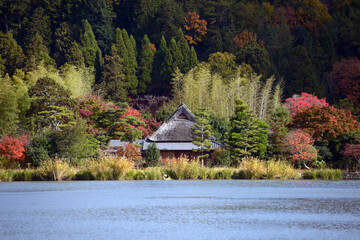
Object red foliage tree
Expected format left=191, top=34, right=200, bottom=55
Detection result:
left=0, top=135, right=27, bottom=163
left=284, top=92, right=329, bottom=117
left=331, top=57, right=360, bottom=107
left=285, top=129, right=317, bottom=165
left=184, top=11, right=207, bottom=45
left=142, top=117, right=162, bottom=138
left=116, top=143, right=142, bottom=162
left=232, top=30, right=259, bottom=49
left=290, top=105, right=360, bottom=142
left=343, top=143, right=360, bottom=164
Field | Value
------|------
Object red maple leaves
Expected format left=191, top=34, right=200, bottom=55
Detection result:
left=0, top=135, right=28, bottom=163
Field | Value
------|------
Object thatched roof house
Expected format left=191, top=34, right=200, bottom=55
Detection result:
left=107, top=103, right=223, bottom=162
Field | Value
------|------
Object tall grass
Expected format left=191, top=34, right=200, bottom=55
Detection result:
left=85, top=155, right=134, bottom=180
left=38, top=158, right=75, bottom=181
left=302, top=169, right=342, bottom=180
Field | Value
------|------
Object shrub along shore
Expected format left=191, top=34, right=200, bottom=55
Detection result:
left=0, top=156, right=344, bottom=181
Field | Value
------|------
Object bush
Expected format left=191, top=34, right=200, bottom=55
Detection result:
left=0, top=135, right=27, bottom=168
left=12, top=169, right=36, bottom=181
left=145, top=142, right=160, bottom=167
left=265, top=159, right=299, bottom=179
left=144, top=167, right=164, bottom=180
left=25, top=134, right=51, bottom=167
left=211, top=148, right=232, bottom=166
left=165, top=157, right=202, bottom=179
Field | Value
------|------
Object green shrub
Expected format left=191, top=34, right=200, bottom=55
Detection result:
left=74, top=168, right=95, bottom=180
left=144, top=167, right=164, bottom=180
left=0, top=169, right=14, bottom=181
left=145, top=143, right=160, bottom=167
left=12, top=169, right=36, bottom=181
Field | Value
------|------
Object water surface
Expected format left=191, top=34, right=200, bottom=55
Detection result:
left=0, top=180, right=359, bottom=240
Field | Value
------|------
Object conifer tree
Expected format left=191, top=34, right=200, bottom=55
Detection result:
left=0, top=31, right=24, bottom=75
left=67, top=41, right=85, bottom=67
left=145, top=142, right=160, bottom=167
left=189, top=46, right=198, bottom=70
left=79, top=20, right=103, bottom=69
left=25, top=32, right=55, bottom=70
left=228, top=99, right=269, bottom=161
left=192, top=108, right=213, bottom=160
left=0, top=75, right=19, bottom=135
left=161, top=38, right=182, bottom=93
left=152, top=35, right=168, bottom=94
left=101, top=45, right=127, bottom=102
left=138, top=34, right=155, bottom=94
left=122, top=29, right=138, bottom=95
left=175, top=27, right=190, bottom=73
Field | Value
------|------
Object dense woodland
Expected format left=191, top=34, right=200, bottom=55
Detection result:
left=0, top=0, right=360, bottom=170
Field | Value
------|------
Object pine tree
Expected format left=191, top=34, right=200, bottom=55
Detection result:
left=101, top=45, right=127, bottom=102
left=79, top=20, right=103, bottom=69
left=67, top=41, right=85, bottom=67
left=189, top=46, right=198, bottom=70
left=138, top=34, right=155, bottom=94
left=53, top=22, right=75, bottom=66
left=228, top=99, right=269, bottom=161
left=192, top=108, right=213, bottom=160
left=24, top=7, right=52, bottom=48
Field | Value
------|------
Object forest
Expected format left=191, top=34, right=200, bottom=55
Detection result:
left=0, top=0, right=360, bottom=172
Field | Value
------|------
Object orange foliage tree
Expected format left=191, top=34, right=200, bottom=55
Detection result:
left=183, top=11, right=207, bottom=45
left=331, top=57, right=360, bottom=107
left=116, top=143, right=142, bottom=162
left=290, top=105, right=360, bottom=142
left=0, top=135, right=28, bottom=164
left=285, top=129, right=317, bottom=167
left=232, top=30, right=264, bottom=49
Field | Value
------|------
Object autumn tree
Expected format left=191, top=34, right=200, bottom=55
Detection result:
left=0, top=135, right=27, bottom=168
left=283, top=92, right=329, bottom=117
left=285, top=129, right=317, bottom=168
left=117, top=143, right=142, bottom=162
left=290, top=105, right=360, bottom=142
left=232, top=30, right=262, bottom=49
left=183, top=11, right=207, bottom=45
left=343, top=142, right=360, bottom=164
left=331, top=57, right=360, bottom=107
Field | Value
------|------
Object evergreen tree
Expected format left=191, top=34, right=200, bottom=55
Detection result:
left=53, top=22, right=78, bottom=66
left=67, top=41, right=85, bottom=67
left=25, top=32, right=55, bottom=70
left=138, top=34, right=155, bottom=94
left=122, top=29, right=138, bottom=95
left=192, top=108, right=213, bottom=160
left=145, top=142, right=160, bottom=167
left=101, top=45, right=127, bottom=102
left=24, top=7, right=52, bottom=48
left=79, top=20, right=103, bottom=69
left=228, top=99, right=269, bottom=161
left=286, top=45, right=324, bottom=98
left=152, top=35, right=168, bottom=94
left=0, top=31, right=24, bottom=75
left=175, top=27, right=190, bottom=73
left=161, top=38, right=182, bottom=94
left=0, top=75, right=19, bottom=135
left=189, top=46, right=198, bottom=70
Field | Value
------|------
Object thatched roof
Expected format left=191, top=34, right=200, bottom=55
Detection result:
left=148, top=103, right=196, bottom=142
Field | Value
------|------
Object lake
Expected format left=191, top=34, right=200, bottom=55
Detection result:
left=0, top=180, right=359, bottom=240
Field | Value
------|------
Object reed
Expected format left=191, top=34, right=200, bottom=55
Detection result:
left=302, top=169, right=342, bottom=180
left=38, top=158, right=75, bottom=181
left=239, top=157, right=267, bottom=179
